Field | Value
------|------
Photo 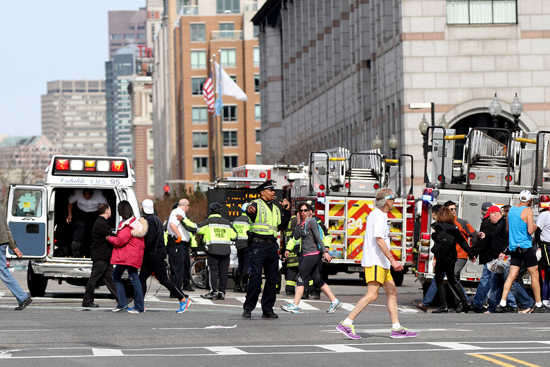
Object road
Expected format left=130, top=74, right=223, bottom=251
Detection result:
left=0, top=270, right=548, bottom=366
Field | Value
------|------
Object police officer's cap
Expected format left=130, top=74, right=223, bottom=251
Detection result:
left=257, top=180, right=276, bottom=192
left=209, top=202, right=223, bottom=213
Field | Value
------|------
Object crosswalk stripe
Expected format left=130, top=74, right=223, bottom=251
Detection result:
left=282, top=299, right=319, bottom=310
left=317, top=344, right=364, bottom=353
left=189, top=296, right=214, bottom=305
left=429, top=342, right=484, bottom=350
left=235, top=297, right=260, bottom=309
left=206, top=347, right=247, bottom=355
left=92, top=348, right=124, bottom=356
left=341, top=303, right=355, bottom=311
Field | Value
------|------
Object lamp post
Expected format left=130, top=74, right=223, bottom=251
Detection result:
left=440, top=115, right=449, bottom=130
left=388, top=134, right=399, bottom=159
left=373, top=134, right=383, bottom=150
left=510, top=93, right=523, bottom=132
left=489, top=93, right=503, bottom=128
left=419, top=115, right=429, bottom=159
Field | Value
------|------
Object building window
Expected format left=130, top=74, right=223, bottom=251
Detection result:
left=193, top=157, right=209, bottom=173
left=191, top=50, right=207, bottom=69
left=190, top=23, right=206, bottom=42
left=253, top=25, right=260, bottom=38
left=222, top=106, right=237, bottom=121
left=224, top=156, right=239, bottom=171
left=111, top=34, right=122, bottom=40
left=124, top=33, right=135, bottom=39
left=219, top=22, right=235, bottom=39
left=192, top=107, right=208, bottom=124
left=192, top=77, right=206, bottom=95
left=223, top=131, right=238, bottom=146
left=193, top=132, right=208, bottom=148
left=217, top=0, right=240, bottom=14
left=254, top=74, right=260, bottom=92
left=256, top=154, right=262, bottom=164
left=137, top=33, right=146, bottom=39
left=255, top=104, right=261, bottom=121
left=447, top=0, right=517, bottom=24
left=255, top=129, right=261, bottom=143
left=220, top=49, right=237, bottom=67
left=253, top=47, right=260, bottom=66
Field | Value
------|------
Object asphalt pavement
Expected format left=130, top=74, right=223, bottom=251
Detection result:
left=0, top=269, right=549, bottom=367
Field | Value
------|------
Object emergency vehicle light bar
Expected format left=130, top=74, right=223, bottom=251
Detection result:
left=52, top=157, right=128, bottom=178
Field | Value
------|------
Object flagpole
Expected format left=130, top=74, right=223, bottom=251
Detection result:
left=210, top=55, right=218, bottom=181
left=217, top=49, right=224, bottom=180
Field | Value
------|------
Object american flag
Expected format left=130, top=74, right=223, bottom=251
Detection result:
left=203, top=74, right=215, bottom=114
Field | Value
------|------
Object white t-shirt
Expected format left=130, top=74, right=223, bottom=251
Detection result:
left=537, top=211, right=550, bottom=243
left=69, top=190, right=107, bottom=212
left=167, top=207, right=190, bottom=242
left=361, top=208, right=391, bottom=269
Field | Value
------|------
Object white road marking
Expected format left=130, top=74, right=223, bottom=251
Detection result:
left=0, top=292, right=5, bottom=298
left=281, top=299, right=319, bottom=310
left=0, top=354, right=12, bottom=359
left=205, top=347, right=247, bottom=355
left=428, top=342, right=484, bottom=350
left=341, top=303, right=356, bottom=311
left=92, top=348, right=124, bottom=356
left=397, top=306, right=419, bottom=314
left=317, top=344, right=364, bottom=353
left=236, top=297, right=261, bottom=309
left=189, top=296, right=214, bottom=305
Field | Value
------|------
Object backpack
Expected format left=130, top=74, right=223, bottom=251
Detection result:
left=303, top=217, right=324, bottom=250
left=430, top=226, right=455, bottom=258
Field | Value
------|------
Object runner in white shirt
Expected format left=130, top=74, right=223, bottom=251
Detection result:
left=336, top=188, right=417, bottom=340
left=166, top=199, right=194, bottom=294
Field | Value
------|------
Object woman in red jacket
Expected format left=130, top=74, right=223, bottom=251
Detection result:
left=108, top=201, right=148, bottom=313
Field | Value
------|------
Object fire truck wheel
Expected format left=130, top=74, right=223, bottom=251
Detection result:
left=390, top=268, right=404, bottom=286
left=27, top=261, right=48, bottom=297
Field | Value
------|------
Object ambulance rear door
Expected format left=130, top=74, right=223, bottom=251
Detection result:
left=6, top=184, right=48, bottom=258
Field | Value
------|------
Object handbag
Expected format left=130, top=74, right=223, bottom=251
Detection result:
left=430, top=229, right=455, bottom=257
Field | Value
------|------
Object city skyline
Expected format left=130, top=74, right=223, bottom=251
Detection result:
left=0, top=0, right=145, bottom=137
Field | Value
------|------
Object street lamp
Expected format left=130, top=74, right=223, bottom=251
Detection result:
left=418, top=115, right=429, bottom=159
left=489, top=93, right=503, bottom=128
left=372, top=135, right=383, bottom=150
left=510, top=93, right=523, bottom=131
left=388, top=134, right=399, bottom=159
left=440, top=115, right=449, bottom=130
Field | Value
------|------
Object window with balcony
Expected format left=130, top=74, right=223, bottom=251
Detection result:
left=193, top=157, right=209, bottom=173
left=192, top=107, right=208, bottom=124
left=219, top=22, right=235, bottom=39
left=217, top=0, right=240, bottom=14
left=193, top=132, right=208, bottom=148
left=447, top=0, right=517, bottom=24
left=191, top=50, right=207, bottom=69
left=190, top=23, right=206, bottom=42
left=223, top=131, right=238, bottom=146
left=220, top=49, right=237, bottom=67
left=192, top=77, right=206, bottom=95
left=253, top=47, right=260, bottom=66
left=224, top=156, right=239, bottom=171
left=222, top=106, right=237, bottom=121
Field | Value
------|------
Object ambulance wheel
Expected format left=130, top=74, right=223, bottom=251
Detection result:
left=391, top=268, right=404, bottom=286
left=27, top=261, right=48, bottom=297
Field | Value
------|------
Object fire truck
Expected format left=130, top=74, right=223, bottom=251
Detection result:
left=231, top=163, right=306, bottom=189
left=416, top=127, right=550, bottom=293
left=285, top=147, right=416, bottom=285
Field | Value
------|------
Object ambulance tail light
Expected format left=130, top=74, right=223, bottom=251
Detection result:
left=111, top=161, right=125, bottom=172
left=84, top=160, right=96, bottom=172
left=97, top=160, right=110, bottom=172
left=55, top=159, right=69, bottom=171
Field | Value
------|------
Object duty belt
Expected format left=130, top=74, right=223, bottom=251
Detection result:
left=168, top=235, right=189, bottom=246
left=251, top=237, right=275, bottom=244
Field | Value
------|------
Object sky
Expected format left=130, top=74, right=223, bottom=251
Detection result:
left=0, top=1, right=145, bottom=137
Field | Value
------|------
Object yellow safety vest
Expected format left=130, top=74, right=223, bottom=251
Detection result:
left=249, top=199, right=281, bottom=236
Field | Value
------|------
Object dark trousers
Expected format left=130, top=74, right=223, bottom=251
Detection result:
left=236, top=247, right=250, bottom=276
left=285, top=265, right=299, bottom=293
left=83, top=259, right=118, bottom=304
left=435, top=259, right=469, bottom=309
left=244, top=241, right=279, bottom=313
left=73, top=210, right=98, bottom=257
left=167, top=240, right=191, bottom=293
left=207, top=253, right=230, bottom=293
left=139, top=258, right=186, bottom=300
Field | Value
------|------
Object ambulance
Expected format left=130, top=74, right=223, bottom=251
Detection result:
left=6, top=155, right=139, bottom=296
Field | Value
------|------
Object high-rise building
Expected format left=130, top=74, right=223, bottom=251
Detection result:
left=105, top=45, right=139, bottom=158
left=108, top=9, right=147, bottom=61
left=41, top=80, right=107, bottom=156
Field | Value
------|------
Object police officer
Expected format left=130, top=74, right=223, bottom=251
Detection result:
left=242, top=180, right=291, bottom=319
left=232, top=203, right=251, bottom=292
left=184, top=202, right=237, bottom=300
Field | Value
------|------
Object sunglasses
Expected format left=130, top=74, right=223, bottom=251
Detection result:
left=299, top=209, right=310, bottom=212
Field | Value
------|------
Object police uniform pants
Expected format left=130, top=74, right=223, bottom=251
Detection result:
left=207, top=253, right=230, bottom=293
left=244, top=241, right=279, bottom=313
left=167, top=240, right=191, bottom=294
left=140, top=258, right=186, bottom=300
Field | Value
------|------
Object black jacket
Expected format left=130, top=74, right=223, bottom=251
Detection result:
left=472, top=217, right=494, bottom=264
left=90, top=216, right=114, bottom=261
left=143, top=213, right=167, bottom=263
left=432, top=222, right=474, bottom=263
left=491, top=216, right=509, bottom=258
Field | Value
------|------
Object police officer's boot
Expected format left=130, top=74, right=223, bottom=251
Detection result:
left=233, top=274, right=242, bottom=292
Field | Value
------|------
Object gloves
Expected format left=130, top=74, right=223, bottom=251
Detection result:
left=175, top=237, right=182, bottom=243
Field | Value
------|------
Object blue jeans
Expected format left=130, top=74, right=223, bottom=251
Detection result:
left=422, top=272, right=468, bottom=306
left=472, top=264, right=492, bottom=308
left=113, top=265, right=144, bottom=312
left=488, top=265, right=534, bottom=312
left=0, top=244, right=29, bottom=303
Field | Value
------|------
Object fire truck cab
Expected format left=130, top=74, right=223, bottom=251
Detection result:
left=286, top=147, right=415, bottom=285
left=416, top=127, right=550, bottom=292
left=6, top=155, right=139, bottom=297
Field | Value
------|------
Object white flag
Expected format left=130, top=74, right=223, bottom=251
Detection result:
left=214, top=62, right=248, bottom=101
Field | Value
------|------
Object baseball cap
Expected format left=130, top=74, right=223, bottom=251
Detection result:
left=519, top=190, right=532, bottom=202
left=481, top=202, right=492, bottom=211
left=142, top=199, right=154, bottom=214
left=484, top=205, right=501, bottom=218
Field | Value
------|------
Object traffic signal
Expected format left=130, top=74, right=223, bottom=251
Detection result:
left=163, top=185, right=170, bottom=196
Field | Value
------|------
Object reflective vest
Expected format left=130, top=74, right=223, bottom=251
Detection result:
left=198, top=214, right=237, bottom=247
left=233, top=214, right=250, bottom=240
left=249, top=198, right=281, bottom=237
left=285, top=215, right=299, bottom=267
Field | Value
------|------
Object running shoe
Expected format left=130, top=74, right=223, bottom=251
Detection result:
left=327, top=299, right=343, bottom=313
left=112, top=306, right=126, bottom=312
left=336, top=321, right=361, bottom=340
left=280, top=303, right=299, bottom=314
left=177, top=298, right=192, bottom=314
left=532, top=305, right=550, bottom=313
left=127, top=307, right=145, bottom=313
left=390, top=327, right=418, bottom=338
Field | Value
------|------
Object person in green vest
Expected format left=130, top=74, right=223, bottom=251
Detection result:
left=232, top=203, right=251, bottom=292
left=283, top=214, right=300, bottom=295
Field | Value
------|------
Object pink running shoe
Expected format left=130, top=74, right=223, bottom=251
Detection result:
left=390, top=327, right=418, bottom=338
left=336, top=321, right=361, bottom=340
